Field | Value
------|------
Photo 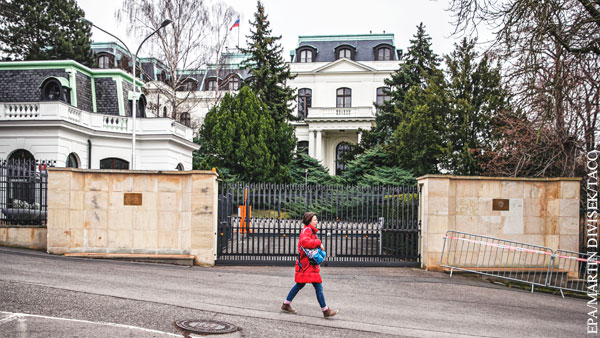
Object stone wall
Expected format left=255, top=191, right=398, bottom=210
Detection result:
left=46, top=168, right=218, bottom=265
left=0, top=227, right=47, bottom=250
left=418, top=175, right=581, bottom=271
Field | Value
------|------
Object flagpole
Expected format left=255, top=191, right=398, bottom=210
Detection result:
left=237, top=16, right=240, bottom=49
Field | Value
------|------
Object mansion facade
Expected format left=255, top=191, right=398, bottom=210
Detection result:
left=0, top=33, right=399, bottom=174
left=0, top=60, right=197, bottom=170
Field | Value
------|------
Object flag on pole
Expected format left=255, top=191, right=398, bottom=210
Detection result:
left=229, top=18, right=240, bottom=31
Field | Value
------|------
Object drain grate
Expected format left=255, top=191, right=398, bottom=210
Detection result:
left=174, top=319, right=238, bottom=335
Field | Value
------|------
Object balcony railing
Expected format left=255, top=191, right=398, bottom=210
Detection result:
left=1, top=102, right=193, bottom=141
left=306, top=106, right=374, bottom=120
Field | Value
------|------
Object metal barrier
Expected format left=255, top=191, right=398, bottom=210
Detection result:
left=440, top=231, right=599, bottom=297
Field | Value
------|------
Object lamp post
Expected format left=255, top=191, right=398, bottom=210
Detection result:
left=84, top=19, right=172, bottom=170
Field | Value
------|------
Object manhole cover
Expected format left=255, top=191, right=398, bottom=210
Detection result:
left=175, top=319, right=238, bottom=335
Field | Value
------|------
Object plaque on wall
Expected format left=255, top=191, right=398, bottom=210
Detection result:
left=124, top=193, right=143, bottom=206
left=492, top=199, right=509, bottom=211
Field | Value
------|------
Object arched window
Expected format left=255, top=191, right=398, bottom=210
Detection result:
left=376, top=87, right=391, bottom=107
left=180, top=79, right=197, bottom=91
left=97, top=54, right=112, bottom=69
left=338, top=48, right=352, bottom=59
left=66, top=153, right=79, bottom=168
left=40, top=78, right=70, bottom=104
left=162, top=106, right=168, bottom=118
left=128, top=95, right=146, bottom=118
left=100, top=158, right=129, bottom=170
left=297, top=141, right=309, bottom=154
left=8, top=149, right=34, bottom=163
left=179, top=112, right=191, bottom=127
left=334, top=45, right=355, bottom=60
left=336, top=88, right=351, bottom=108
left=228, top=75, right=240, bottom=91
left=205, top=78, right=217, bottom=91
left=298, top=88, right=312, bottom=120
left=336, top=142, right=351, bottom=176
left=176, top=163, right=184, bottom=171
left=375, top=47, right=392, bottom=61
left=298, top=49, right=314, bottom=63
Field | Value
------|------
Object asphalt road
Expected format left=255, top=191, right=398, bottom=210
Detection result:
left=0, top=246, right=591, bottom=337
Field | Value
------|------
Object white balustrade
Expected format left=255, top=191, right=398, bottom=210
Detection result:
left=2, top=103, right=40, bottom=118
left=1, top=101, right=193, bottom=141
left=307, top=106, right=374, bottom=119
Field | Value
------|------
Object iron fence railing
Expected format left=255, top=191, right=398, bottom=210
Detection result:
left=217, top=183, right=420, bottom=266
left=440, top=231, right=599, bottom=297
left=0, top=159, right=53, bottom=226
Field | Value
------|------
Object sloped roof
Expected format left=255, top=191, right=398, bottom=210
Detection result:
left=295, top=34, right=397, bottom=62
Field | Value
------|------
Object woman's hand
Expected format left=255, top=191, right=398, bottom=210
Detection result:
left=320, top=244, right=324, bottom=250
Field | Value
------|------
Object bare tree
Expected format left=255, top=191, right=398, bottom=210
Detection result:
left=449, top=0, right=599, bottom=170
left=449, top=0, right=600, bottom=56
left=117, top=0, right=236, bottom=124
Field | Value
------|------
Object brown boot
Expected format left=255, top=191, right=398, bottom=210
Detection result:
left=323, top=308, right=339, bottom=318
left=281, top=303, right=297, bottom=314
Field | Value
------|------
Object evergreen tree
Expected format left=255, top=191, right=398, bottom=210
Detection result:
left=440, top=38, right=509, bottom=175
left=341, top=145, right=416, bottom=186
left=239, top=1, right=296, bottom=180
left=194, top=86, right=281, bottom=182
left=387, top=73, right=447, bottom=176
left=0, top=0, right=94, bottom=66
left=289, top=152, right=338, bottom=185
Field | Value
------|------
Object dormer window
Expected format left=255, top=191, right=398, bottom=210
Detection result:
left=334, top=45, right=356, bottom=61
left=338, top=48, right=352, bottom=59
left=40, top=77, right=70, bottom=104
left=128, top=94, right=147, bottom=118
left=374, top=45, right=393, bottom=61
left=98, top=55, right=111, bottom=69
left=296, top=46, right=317, bottom=63
left=180, top=78, right=197, bottom=91
left=205, top=78, right=217, bottom=91
left=299, top=49, right=313, bottom=63
left=223, top=75, right=240, bottom=91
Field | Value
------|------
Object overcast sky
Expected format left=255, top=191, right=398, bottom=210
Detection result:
left=77, top=0, right=490, bottom=60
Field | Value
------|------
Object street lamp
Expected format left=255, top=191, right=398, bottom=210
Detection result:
left=84, top=18, right=172, bottom=170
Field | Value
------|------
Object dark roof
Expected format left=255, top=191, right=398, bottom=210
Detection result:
left=295, top=34, right=397, bottom=62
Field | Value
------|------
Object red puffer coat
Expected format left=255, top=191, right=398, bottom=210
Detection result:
left=295, top=224, right=322, bottom=283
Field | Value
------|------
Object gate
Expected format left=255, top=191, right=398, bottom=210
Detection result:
left=0, top=159, right=51, bottom=226
left=216, top=183, right=420, bottom=266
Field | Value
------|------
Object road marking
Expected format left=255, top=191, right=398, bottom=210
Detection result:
left=0, top=312, right=181, bottom=336
left=0, top=313, right=18, bottom=325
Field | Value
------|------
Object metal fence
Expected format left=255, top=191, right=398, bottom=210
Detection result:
left=217, top=183, right=420, bottom=266
left=0, top=159, right=52, bottom=226
left=440, top=231, right=599, bottom=297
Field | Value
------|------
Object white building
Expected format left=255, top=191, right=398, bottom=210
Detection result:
left=288, top=34, right=399, bottom=175
left=138, top=34, right=400, bottom=175
left=0, top=60, right=197, bottom=170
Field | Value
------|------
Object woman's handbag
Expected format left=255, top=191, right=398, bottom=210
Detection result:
left=301, top=246, right=327, bottom=265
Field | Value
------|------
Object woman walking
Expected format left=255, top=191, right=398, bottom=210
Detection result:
left=281, top=212, right=338, bottom=318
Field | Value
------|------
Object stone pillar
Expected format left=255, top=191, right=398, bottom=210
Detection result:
left=417, top=175, right=581, bottom=272
left=315, top=130, right=323, bottom=162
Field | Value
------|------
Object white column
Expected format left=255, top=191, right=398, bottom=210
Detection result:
left=315, top=130, right=323, bottom=162
left=308, top=130, right=315, bottom=158
left=357, top=131, right=362, bottom=144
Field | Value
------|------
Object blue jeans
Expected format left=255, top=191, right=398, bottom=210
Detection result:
left=286, top=282, right=326, bottom=308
